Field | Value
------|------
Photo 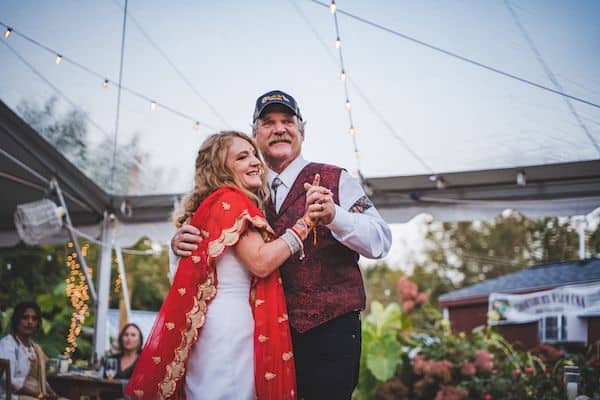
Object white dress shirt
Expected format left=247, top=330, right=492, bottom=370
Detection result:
left=0, top=334, right=31, bottom=399
left=269, top=155, right=391, bottom=259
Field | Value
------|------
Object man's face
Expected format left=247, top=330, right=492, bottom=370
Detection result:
left=253, top=109, right=304, bottom=173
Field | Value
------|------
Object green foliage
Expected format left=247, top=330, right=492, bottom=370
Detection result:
left=365, top=301, right=405, bottom=335
left=355, top=278, right=600, bottom=399
left=1, top=236, right=170, bottom=359
left=0, top=244, right=67, bottom=309
left=410, top=213, right=599, bottom=300
left=109, top=238, right=170, bottom=311
left=356, top=301, right=408, bottom=399
left=366, top=336, right=403, bottom=382
left=363, top=262, right=404, bottom=310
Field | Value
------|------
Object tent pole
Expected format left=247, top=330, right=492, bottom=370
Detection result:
left=578, top=219, right=586, bottom=260
left=93, top=212, right=115, bottom=358
left=114, top=245, right=131, bottom=329
left=52, top=178, right=97, bottom=302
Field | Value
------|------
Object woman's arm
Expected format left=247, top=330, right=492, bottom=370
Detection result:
left=233, top=228, right=295, bottom=278
left=234, top=203, right=322, bottom=278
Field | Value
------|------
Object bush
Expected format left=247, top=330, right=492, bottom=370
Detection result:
left=354, top=277, right=600, bottom=400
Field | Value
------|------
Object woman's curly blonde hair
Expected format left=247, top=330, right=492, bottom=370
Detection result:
left=173, top=131, right=270, bottom=227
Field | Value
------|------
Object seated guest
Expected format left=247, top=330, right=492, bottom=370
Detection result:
left=113, top=323, right=142, bottom=380
left=0, top=301, right=58, bottom=399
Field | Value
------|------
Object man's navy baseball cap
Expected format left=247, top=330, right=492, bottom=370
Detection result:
left=253, top=90, right=303, bottom=122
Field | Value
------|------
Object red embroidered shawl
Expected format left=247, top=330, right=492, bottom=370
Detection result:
left=125, top=187, right=296, bottom=399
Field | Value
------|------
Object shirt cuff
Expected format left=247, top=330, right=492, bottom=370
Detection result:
left=12, top=376, right=25, bottom=390
left=326, top=204, right=355, bottom=237
left=168, top=249, right=179, bottom=283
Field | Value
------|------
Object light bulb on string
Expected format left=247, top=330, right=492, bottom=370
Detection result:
left=340, top=70, right=346, bottom=81
left=355, top=150, right=361, bottom=159
left=4, top=27, right=12, bottom=39
left=335, top=37, right=341, bottom=49
left=193, top=121, right=200, bottom=131
left=330, top=1, right=337, bottom=14
left=102, top=79, right=109, bottom=88
left=55, top=54, right=62, bottom=64
left=150, top=101, right=157, bottom=111
left=516, top=170, right=526, bottom=186
left=345, top=99, right=352, bottom=110
left=428, top=175, right=446, bottom=190
left=348, top=126, right=355, bottom=136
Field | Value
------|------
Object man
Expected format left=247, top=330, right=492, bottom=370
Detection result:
left=172, top=90, right=391, bottom=399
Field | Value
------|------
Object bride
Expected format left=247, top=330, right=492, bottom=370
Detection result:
left=125, top=131, right=322, bottom=399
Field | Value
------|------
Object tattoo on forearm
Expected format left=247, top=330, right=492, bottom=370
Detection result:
left=349, top=195, right=373, bottom=213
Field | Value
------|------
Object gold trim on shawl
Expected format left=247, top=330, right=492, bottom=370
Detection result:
left=157, top=269, right=216, bottom=398
left=207, top=210, right=273, bottom=258
left=155, top=208, right=271, bottom=399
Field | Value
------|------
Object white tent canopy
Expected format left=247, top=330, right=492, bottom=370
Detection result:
left=366, top=160, right=600, bottom=222
left=2, top=99, right=600, bottom=355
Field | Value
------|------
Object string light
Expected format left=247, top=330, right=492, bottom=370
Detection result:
left=429, top=175, right=446, bottom=190
left=193, top=121, right=200, bottom=130
left=436, top=177, right=446, bottom=190
left=150, top=101, right=157, bottom=111
left=516, top=170, right=527, bottom=186
left=64, top=241, right=90, bottom=357
left=289, top=0, right=436, bottom=174
left=327, top=0, right=363, bottom=179
left=113, top=255, right=122, bottom=294
left=330, top=1, right=337, bottom=14
left=0, top=21, right=216, bottom=132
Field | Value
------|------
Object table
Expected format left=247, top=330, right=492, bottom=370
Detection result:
left=48, top=373, right=125, bottom=399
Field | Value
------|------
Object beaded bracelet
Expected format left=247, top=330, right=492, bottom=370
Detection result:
left=280, top=229, right=305, bottom=260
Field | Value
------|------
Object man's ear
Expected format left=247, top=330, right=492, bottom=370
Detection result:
left=300, top=122, right=306, bottom=140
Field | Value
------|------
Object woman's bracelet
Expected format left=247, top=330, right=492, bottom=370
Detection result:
left=291, top=216, right=313, bottom=241
left=280, top=229, right=305, bottom=259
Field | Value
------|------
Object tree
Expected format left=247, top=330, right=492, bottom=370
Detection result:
left=17, top=97, right=166, bottom=194
left=410, top=212, right=599, bottom=301
left=363, top=262, right=405, bottom=310
left=18, top=97, right=89, bottom=163
left=108, top=238, right=171, bottom=311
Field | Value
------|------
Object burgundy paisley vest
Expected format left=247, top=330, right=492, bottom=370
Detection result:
left=265, top=162, right=366, bottom=333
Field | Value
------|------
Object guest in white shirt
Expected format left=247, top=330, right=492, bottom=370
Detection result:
left=0, top=302, right=58, bottom=400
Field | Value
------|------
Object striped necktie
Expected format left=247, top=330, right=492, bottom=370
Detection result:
left=271, top=177, right=283, bottom=211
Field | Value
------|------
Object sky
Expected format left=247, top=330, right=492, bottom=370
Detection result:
left=1, top=0, right=599, bottom=268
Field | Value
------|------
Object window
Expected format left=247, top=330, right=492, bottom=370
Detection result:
left=539, top=315, right=567, bottom=342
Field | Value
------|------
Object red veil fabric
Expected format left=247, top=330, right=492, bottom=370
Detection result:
left=125, top=187, right=296, bottom=399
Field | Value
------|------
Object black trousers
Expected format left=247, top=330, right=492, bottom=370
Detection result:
left=291, top=311, right=362, bottom=400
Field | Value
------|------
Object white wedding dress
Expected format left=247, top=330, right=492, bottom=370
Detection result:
left=184, top=248, right=255, bottom=399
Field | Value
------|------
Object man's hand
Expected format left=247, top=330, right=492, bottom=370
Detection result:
left=171, top=224, right=203, bottom=257
left=303, top=174, right=336, bottom=225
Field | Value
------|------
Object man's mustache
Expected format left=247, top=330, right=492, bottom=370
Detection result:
left=269, top=137, right=292, bottom=145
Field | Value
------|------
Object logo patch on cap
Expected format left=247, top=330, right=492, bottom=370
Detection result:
left=261, top=94, right=289, bottom=104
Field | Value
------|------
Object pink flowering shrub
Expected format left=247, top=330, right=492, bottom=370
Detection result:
left=355, top=276, right=600, bottom=400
